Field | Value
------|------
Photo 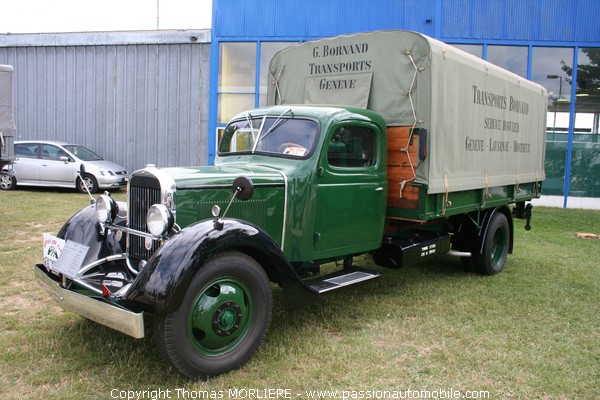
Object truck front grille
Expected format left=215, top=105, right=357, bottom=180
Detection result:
left=127, top=174, right=162, bottom=262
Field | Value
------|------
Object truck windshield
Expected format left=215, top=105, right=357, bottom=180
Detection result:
left=219, top=115, right=319, bottom=158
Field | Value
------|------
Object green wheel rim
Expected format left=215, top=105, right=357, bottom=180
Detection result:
left=188, top=276, right=255, bottom=357
left=490, top=225, right=508, bottom=267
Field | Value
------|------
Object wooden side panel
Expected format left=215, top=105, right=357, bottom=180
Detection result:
left=386, top=126, right=420, bottom=210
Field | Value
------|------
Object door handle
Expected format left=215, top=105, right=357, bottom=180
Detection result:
left=375, top=187, right=384, bottom=191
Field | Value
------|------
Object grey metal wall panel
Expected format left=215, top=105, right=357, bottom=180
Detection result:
left=0, top=31, right=210, bottom=175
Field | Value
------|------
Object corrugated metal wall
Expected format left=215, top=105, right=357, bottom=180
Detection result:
left=213, top=0, right=600, bottom=43
left=214, top=0, right=437, bottom=38
left=0, top=31, right=210, bottom=174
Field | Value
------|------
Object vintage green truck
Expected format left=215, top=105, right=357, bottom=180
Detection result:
left=35, top=31, right=547, bottom=379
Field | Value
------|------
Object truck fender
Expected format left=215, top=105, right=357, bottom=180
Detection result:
left=56, top=202, right=127, bottom=265
left=476, top=206, right=514, bottom=256
left=125, top=218, right=307, bottom=315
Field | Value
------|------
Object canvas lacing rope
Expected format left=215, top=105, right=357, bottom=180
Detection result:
left=442, top=173, right=451, bottom=216
left=270, top=66, right=285, bottom=104
left=398, top=50, right=423, bottom=198
left=482, top=171, right=491, bottom=208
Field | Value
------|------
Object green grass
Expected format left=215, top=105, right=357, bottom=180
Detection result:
left=1, top=188, right=599, bottom=399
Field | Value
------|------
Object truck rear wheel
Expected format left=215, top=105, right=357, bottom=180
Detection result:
left=472, top=213, right=510, bottom=275
left=154, top=251, right=272, bottom=379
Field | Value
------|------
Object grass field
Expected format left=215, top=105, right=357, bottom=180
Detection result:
left=1, top=188, right=599, bottom=400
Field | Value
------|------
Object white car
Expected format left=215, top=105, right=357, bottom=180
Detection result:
left=0, top=140, right=128, bottom=193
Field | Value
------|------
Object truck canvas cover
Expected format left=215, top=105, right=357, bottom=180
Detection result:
left=267, top=31, right=547, bottom=194
left=1, top=65, right=16, bottom=162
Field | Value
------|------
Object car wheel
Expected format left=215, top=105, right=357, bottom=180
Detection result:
left=0, top=173, right=16, bottom=190
left=77, top=173, right=98, bottom=194
left=154, top=251, right=273, bottom=379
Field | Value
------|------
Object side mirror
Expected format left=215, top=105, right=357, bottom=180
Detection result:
left=213, top=176, right=255, bottom=230
left=232, top=175, right=254, bottom=201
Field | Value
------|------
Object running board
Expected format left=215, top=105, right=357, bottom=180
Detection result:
left=305, top=268, right=381, bottom=294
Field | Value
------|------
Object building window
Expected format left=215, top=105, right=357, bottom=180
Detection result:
left=531, top=47, right=574, bottom=197
left=452, top=44, right=482, bottom=58
left=487, top=45, right=528, bottom=78
left=259, top=42, right=296, bottom=107
left=217, top=42, right=298, bottom=124
left=570, top=48, right=600, bottom=197
left=218, top=42, right=257, bottom=123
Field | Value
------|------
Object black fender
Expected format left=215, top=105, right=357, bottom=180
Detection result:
left=56, top=202, right=126, bottom=265
left=125, top=218, right=310, bottom=315
left=476, top=206, right=514, bottom=255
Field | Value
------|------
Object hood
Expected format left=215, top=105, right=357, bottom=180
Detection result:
left=159, top=164, right=286, bottom=189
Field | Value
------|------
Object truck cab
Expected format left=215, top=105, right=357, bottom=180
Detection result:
left=215, top=105, right=388, bottom=263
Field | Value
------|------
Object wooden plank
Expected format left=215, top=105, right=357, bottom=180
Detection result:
left=386, top=126, right=420, bottom=210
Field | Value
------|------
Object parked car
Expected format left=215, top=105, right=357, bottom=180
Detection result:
left=0, top=140, right=128, bottom=193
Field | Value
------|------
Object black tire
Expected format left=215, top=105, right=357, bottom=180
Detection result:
left=77, top=173, right=98, bottom=194
left=472, top=213, right=510, bottom=275
left=0, top=173, right=16, bottom=190
left=154, top=251, right=272, bottom=379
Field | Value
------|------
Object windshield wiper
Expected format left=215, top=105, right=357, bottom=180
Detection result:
left=252, top=108, right=293, bottom=153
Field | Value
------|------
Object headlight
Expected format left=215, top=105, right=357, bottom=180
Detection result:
left=96, top=194, right=118, bottom=223
left=147, top=204, right=174, bottom=236
left=99, top=168, right=115, bottom=176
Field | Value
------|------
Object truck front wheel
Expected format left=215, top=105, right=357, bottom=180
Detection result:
left=154, top=251, right=273, bottom=379
left=473, top=213, right=510, bottom=275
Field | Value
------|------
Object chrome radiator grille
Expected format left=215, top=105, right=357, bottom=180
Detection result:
left=127, top=174, right=162, bottom=261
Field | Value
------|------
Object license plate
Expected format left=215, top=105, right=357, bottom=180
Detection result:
left=43, top=233, right=89, bottom=279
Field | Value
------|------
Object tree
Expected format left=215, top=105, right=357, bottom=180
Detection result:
left=561, top=48, right=600, bottom=96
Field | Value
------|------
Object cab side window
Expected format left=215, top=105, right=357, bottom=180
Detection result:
left=327, top=126, right=377, bottom=168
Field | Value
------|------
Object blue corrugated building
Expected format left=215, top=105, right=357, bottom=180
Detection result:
left=209, top=0, right=600, bottom=207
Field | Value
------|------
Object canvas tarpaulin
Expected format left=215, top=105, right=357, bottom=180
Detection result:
left=267, top=30, right=547, bottom=194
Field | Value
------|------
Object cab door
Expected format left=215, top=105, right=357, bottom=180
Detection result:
left=314, top=123, right=387, bottom=257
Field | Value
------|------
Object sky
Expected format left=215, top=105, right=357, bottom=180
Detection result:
left=0, top=0, right=212, bottom=33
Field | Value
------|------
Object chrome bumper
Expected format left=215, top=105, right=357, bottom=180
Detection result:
left=34, top=265, right=145, bottom=339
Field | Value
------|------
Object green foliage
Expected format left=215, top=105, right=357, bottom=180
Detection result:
left=1, top=190, right=599, bottom=399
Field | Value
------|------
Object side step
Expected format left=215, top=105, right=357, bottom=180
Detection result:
left=305, top=268, right=381, bottom=294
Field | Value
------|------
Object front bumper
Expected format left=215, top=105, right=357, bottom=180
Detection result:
left=97, top=176, right=128, bottom=189
left=34, top=264, right=145, bottom=339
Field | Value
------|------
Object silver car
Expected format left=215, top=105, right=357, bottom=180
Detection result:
left=0, top=140, right=128, bottom=193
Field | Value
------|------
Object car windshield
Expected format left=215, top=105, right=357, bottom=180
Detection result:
left=62, top=145, right=103, bottom=161
left=219, top=114, right=319, bottom=158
